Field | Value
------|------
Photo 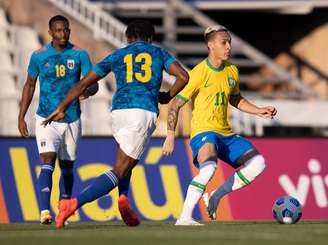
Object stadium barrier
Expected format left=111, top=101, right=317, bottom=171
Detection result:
left=0, top=137, right=327, bottom=223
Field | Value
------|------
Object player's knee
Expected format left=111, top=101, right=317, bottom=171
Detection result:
left=40, top=152, right=56, bottom=166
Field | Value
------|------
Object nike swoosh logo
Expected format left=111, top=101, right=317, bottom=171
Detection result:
left=204, top=79, right=212, bottom=88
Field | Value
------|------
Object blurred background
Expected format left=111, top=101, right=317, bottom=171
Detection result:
left=0, top=0, right=328, bottom=137
left=0, top=0, right=327, bottom=223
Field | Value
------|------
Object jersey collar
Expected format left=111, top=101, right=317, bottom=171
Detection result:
left=47, top=42, right=73, bottom=53
left=129, top=40, right=148, bottom=46
left=205, top=58, right=225, bottom=72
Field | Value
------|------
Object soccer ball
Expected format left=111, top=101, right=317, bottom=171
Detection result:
left=272, top=196, right=302, bottom=224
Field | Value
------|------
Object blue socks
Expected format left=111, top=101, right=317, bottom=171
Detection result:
left=118, top=171, right=131, bottom=196
left=38, top=164, right=54, bottom=211
left=77, top=170, right=119, bottom=208
left=59, top=164, right=74, bottom=200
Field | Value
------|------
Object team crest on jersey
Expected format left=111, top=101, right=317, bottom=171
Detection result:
left=67, top=59, right=75, bottom=70
left=228, top=77, right=235, bottom=89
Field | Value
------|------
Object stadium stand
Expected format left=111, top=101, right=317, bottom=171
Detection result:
left=0, top=0, right=327, bottom=136
left=0, top=8, right=19, bottom=135
left=0, top=3, right=116, bottom=136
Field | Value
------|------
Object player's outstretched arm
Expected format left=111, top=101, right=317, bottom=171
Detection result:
left=18, top=75, right=37, bottom=137
left=159, top=62, right=189, bottom=104
left=229, top=94, right=277, bottom=119
left=42, top=71, right=101, bottom=126
left=162, top=97, right=186, bottom=155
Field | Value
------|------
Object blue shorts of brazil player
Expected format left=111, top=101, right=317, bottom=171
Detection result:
left=190, top=131, right=255, bottom=168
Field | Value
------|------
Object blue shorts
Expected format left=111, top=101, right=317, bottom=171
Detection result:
left=190, top=131, right=255, bottom=168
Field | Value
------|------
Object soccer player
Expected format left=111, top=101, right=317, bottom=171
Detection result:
left=18, top=15, right=97, bottom=224
left=162, top=25, right=277, bottom=225
left=41, top=20, right=189, bottom=229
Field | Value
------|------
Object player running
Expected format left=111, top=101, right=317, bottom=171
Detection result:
left=41, top=20, right=189, bottom=228
left=162, top=25, right=277, bottom=225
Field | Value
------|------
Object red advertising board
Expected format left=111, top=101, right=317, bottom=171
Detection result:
left=205, top=139, right=328, bottom=220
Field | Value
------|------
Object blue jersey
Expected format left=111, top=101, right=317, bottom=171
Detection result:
left=27, top=42, right=92, bottom=122
left=93, top=41, right=175, bottom=114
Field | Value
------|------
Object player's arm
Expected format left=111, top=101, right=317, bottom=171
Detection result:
left=162, top=96, right=187, bottom=155
left=159, top=62, right=189, bottom=104
left=79, top=50, right=99, bottom=100
left=18, top=75, right=37, bottom=137
left=42, top=71, right=101, bottom=125
left=229, top=94, right=277, bottom=119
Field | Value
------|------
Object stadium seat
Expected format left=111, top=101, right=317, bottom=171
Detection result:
left=0, top=74, right=18, bottom=98
left=14, top=27, right=41, bottom=90
left=0, top=75, right=19, bottom=136
left=79, top=79, right=113, bottom=135
left=81, top=98, right=112, bottom=135
left=0, top=29, right=10, bottom=49
left=0, top=51, right=15, bottom=74
left=15, top=27, right=40, bottom=49
left=0, top=8, right=8, bottom=28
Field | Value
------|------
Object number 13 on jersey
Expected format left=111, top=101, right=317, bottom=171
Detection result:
left=124, top=53, right=152, bottom=83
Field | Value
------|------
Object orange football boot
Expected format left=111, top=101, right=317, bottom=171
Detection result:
left=118, top=195, right=140, bottom=226
left=56, top=198, right=78, bottom=229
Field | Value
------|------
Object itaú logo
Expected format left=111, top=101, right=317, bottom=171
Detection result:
left=6, top=147, right=185, bottom=222
left=279, top=159, right=328, bottom=208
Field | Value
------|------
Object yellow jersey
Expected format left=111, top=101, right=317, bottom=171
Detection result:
left=177, top=58, right=240, bottom=139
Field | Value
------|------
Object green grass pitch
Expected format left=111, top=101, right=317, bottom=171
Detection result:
left=0, top=221, right=327, bottom=245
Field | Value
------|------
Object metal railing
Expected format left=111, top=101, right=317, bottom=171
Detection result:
left=48, top=0, right=126, bottom=48
left=42, top=0, right=324, bottom=137
left=172, top=0, right=319, bottom=98
left=48, top=0, right=317, bottom=97
left=46, top=0, right=177, bottom=86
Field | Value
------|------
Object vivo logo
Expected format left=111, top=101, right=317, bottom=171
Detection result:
left=278, top=159, right=328, bottom=208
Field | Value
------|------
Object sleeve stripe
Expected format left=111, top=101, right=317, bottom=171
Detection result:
left=177, top=94, right=189, bottom=102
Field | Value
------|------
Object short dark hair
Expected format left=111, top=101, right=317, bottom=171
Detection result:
left=49, top=15, right=69, bottom=28
left=125, top=20, right=155, bottom=41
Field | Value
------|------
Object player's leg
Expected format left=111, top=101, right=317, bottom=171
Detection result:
left=58, top=160, right=74, bottom=200
left=113, top=109, right=156, bottom=226
left=117, top=170, right=140, bottom=226
left=56, top=147, right=137, bottom=228
left=117, top=170, right=133, bottom=219
left=207, top=136, right=266, bottom=219
left=118, top=170, right=131, bottom=197
left=56, top=109, right=156, bottom=228
left=58, top=118, right=81, bottom=200
left=77, top=147, right=137, bottom=207
left=35, top=116, right=62, bottom=224
left=116, top=155, right=140, bottom=226
left=176, top=133, right=218, bottom=226
left=38, top=152, right=56, bottom=224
